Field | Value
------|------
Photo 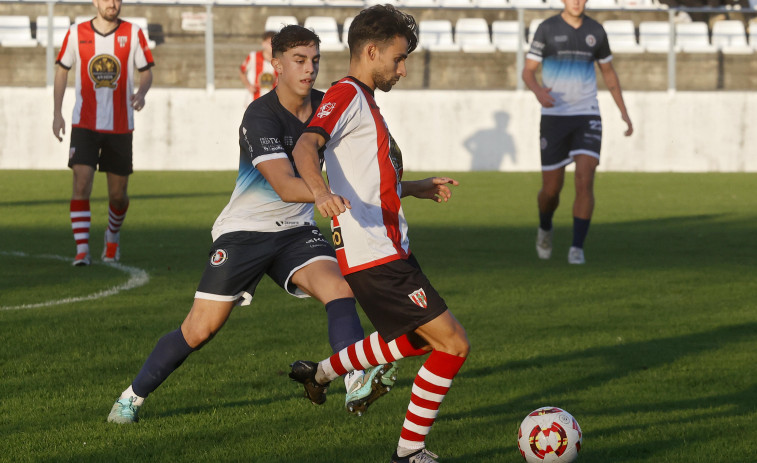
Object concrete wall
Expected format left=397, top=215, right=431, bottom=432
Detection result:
left=1, top=87, right=755, bottom=172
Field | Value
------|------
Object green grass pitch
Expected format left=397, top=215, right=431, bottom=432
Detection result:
left=1, top=170, right=755, bottom=462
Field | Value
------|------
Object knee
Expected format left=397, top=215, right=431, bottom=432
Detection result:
left=436, top=331, right=470, bottom=358
left=181, top=323, right=217, bottom=349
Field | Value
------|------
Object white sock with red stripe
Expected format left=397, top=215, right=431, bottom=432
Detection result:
left=106, top=202, right=128, bottom=243
left=70, top=199, right=91, bottom=256
left=396, top=351, right=466, bottom=456
left=316, top=331, right=428, bottom=383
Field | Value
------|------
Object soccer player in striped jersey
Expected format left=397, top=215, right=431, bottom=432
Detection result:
left=53, top=0, right=154, bottom=266
left=290, top=6, right=469, bottom=463
left=107, top=25, right=395, bottom=425
left=239, top=31, right=278, bottom=106
left=523, top=0, right=633, bottom=264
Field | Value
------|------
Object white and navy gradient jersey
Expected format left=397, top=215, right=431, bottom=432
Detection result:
left=527, top=15, right=612, bottom=116
left=211, top=89, right=324, bottom=241
left=305, top=77, right=410, bottom=276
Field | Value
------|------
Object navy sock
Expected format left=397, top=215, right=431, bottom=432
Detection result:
left=131, top=328, right=195, bottom=398
left=539, top=211, right=554, bottom=231
left=572, top=217, right=591, bottom=249
left=325, top=297, right=365, bottom=353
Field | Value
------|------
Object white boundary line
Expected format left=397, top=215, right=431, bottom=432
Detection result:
left=0, top=251, right=150, bottom=311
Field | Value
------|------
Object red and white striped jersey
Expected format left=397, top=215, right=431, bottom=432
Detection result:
left=240, top=51, right=277, bottom=103
left=305, top=77, right=409, bottom=275
left=56, top=19, right=155, bottom=134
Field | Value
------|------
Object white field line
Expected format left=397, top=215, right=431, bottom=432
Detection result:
left=0, top=251, right=150, bottom=311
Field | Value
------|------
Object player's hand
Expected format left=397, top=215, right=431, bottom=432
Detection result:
left=53, top=114, right=65, bottom=142
left=536, top=87, right=555, bottom=108
left=622, top=114, right=633, bottom=137
left=314, top=192, right=351, bottom=218
left=414, top=177, right=459, bottom=203
left=131, top=92, right=146, bottom=111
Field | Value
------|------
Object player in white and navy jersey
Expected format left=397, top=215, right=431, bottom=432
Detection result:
left=52, top=0, right=154, bottom=267
left=239, top=30, right=278, bottom=106
left=289, top=6, right=469, bottom=463
left=107, top=26, right=395, bottom=425
left=523, top=0, right=633, bottom=264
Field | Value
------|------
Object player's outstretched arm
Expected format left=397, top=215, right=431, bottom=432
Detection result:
left=292, top=132, right=350, bottom=218
left=400, top=177, right=459, bottom=203
left=52, top=65, right=69, bottom=142
left=257, top=158, right=319, bottom=203
left=598, top=61, right=633, bottom=137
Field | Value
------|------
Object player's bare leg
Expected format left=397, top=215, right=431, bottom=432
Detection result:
left=536, top=167, right=565, bottom=260
left=70, top=165, right=95, bottom=266
left=292, top=260, right=396, bottom=414
left=102, top=172, right=130, bottom=262
left=569, top=154, right=599, bottom=264
left=108, top=299, right=235, bottom=423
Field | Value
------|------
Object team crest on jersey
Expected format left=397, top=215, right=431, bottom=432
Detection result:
left=585, top=34, right=597, bottom=47
left=210, top=249, right=228, bottom=267
left=88, top=54, right=121, bottom=89
left=117, top=35, right=127, bottom=48
left=408, top=288, right=428, bottom=308
left=317, top=102, right=336, bottom=118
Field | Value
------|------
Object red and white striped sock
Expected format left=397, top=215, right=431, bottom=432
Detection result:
left=319, top=331, right=429, bottom=381
left=70, top=199, right=91, bottom=256
left=397, top=351, right=466, bottom=454
left=106, top=202, right=128, bottom=243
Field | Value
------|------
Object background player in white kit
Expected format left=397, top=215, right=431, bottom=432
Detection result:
left=53, top=0, right=154, bottom=266
left=523, top=0, right=633, bottom=264
left=106, top=25, right=395, bottom=424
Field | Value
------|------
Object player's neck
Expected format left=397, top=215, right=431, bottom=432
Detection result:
left=561, top=11, right=584, bottom=29
left=93, top=16, right=120, bottom=35
left=276, top=87, right=312, bottom=122
left=348, top=63, right=376, bottom=93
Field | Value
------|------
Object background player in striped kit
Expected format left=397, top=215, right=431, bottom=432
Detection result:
left=290, top=6, right=469, bottom=463
left=106, top=25, right=395, bottom=425
left=522, top=0, right=633, bottom=265
left=239, top=30, right=278, bottom=106
left=52, top=0, right=154, bottom=266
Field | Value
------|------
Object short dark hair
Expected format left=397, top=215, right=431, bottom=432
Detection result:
left=347, top=4, right=418, bottom=58
left=262, top=30, right=276, bottom=41
left=271, top=25, right=321, bottom=57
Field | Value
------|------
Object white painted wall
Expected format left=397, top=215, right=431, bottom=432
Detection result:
left=1, top=87, right=755, bottom=172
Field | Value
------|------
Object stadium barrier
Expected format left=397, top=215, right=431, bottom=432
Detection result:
left=2, top=87, right=755, bottom=172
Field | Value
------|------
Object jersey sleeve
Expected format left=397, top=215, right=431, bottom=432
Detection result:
left=595, top=27, right=612, bottom=63
left=239, top=106, right=288, bottom=167
left=55, top=26, right=77, bottom=69
left=526, top=23, right=547, bottom=62
left=304, top=82, right=361, bottom=146
left=134, top=28, right=155, bottom=71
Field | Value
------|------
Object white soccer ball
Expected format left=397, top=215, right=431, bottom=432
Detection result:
left=517, top=407, right=582, bottom=463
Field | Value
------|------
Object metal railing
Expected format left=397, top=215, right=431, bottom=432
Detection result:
left=27, top=1, right=755, bottom=92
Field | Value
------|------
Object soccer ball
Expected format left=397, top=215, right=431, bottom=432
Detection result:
left=517, top=407, right=582, bottom=463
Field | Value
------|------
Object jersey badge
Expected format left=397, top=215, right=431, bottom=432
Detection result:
left=210, top=249, right=228, bottom=267
left=408, top=288, right=428, bottom=309
left=585, top=34, right=596, bottom=47
left=117, top=35, right=127, bottom=48
left=88, top=54, right=121, bottom=89
left=317, top=102, right=336, bottom=118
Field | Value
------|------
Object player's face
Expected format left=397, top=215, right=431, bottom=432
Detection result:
left=94, top=0, right=121, bottom=22
left=562, top=0, right=587, bottom=17
left=371, top=36, right=409, bottom=93
left=273, top=43, right=320, bottom=97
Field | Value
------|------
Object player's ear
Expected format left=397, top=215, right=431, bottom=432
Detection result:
left=271, top=56, right=282, bottom=73
left=367, top=44, right=377, bottom=61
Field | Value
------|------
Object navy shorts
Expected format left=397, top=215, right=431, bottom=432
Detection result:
left=540, top=115, right=602, bottom=171
left=68, top=127, right=133, bottom=176
left=195, top=226, right=336, bottom=306
left=344, top=254, right=448, bottom=342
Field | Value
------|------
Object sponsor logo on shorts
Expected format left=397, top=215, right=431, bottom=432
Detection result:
left=210, top=249, right=228, bottom=267
left=69, top=147, right=76, bottom=160
left=540, top=137, right=548, bottom=151
left=408, top=288, right=428, bottom=308
left=585, top=34, right=596, bottom=47
left=317, top=102, right=336, bottom=118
